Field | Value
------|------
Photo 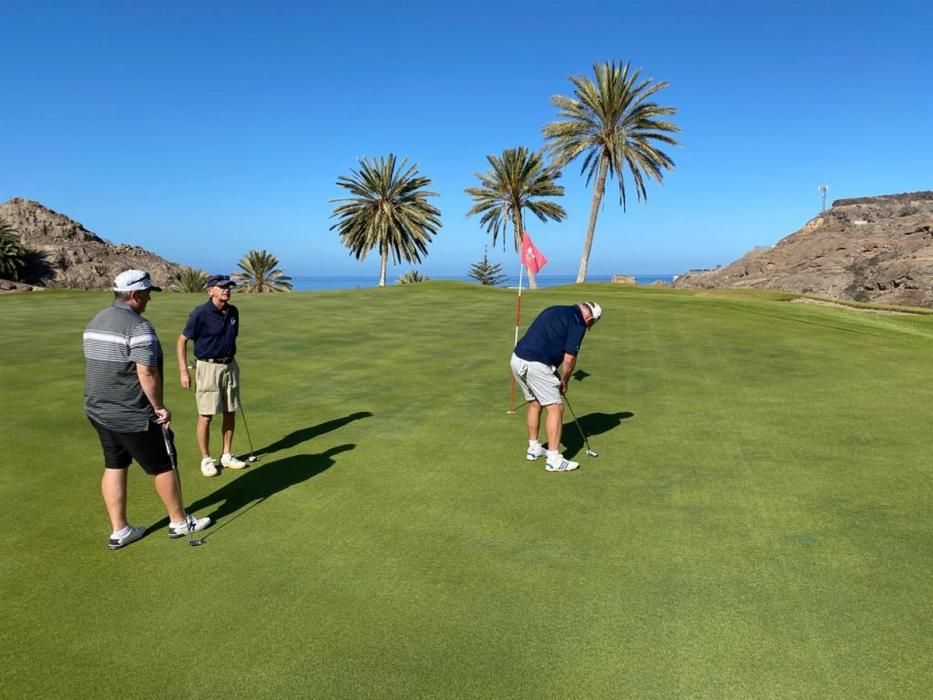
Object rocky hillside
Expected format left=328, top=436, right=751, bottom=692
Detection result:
left=674, top=191, right=933, bottom=307
left=0, top=197, right=181, bottom=290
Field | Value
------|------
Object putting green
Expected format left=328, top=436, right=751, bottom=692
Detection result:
left=2, top=283, right=931, bottom=697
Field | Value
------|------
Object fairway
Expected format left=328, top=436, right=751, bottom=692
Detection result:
left=2, top=283, right=932, bottom=697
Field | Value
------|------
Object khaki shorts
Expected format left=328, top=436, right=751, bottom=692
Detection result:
left=195, top=359, right=240, bottom=415
left=511, top=353, right=561, bottom=406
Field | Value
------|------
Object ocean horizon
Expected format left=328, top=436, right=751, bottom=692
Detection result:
left=289, top=273, right=677, bottom=291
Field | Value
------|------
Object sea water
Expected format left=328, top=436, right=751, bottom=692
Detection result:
left=289, top=274, right=676, bottom=291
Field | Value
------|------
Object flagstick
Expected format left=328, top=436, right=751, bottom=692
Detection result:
left=507, top=262, right=525, bottom=414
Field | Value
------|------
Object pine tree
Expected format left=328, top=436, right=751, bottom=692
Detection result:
left=467, top=247, right=507, bottom=286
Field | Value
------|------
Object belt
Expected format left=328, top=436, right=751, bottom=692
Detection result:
left=198, top=357, right=234, bottom=364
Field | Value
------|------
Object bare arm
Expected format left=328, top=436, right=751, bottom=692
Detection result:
left=558, top=353, right=577, bottom=395
left=137, top=363, right=170, bottom=424
left=176, top=334, right=191, bottom=390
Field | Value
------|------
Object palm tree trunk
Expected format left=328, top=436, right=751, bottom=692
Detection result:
left=379, top=251, right=387, bottom=287
left=577, top=155, right=610, bottom=283
left=514, top=214, right=537, bottom=289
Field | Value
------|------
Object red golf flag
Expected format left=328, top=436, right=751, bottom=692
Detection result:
left=520, top=231, right=547, bottom=275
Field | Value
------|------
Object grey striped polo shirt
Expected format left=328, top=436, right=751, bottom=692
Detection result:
left=83, top=302, right=163, bottom=432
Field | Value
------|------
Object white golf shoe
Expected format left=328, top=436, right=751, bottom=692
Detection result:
left=200, top=457, right=218, bottom=477
left=108, top=524, right=146, bottom=550
left=526, top=444, right=548, bottom=461
left=168, top=513, right=212, bottom=539
left=545, top=455, right=579, bottom=472
left=221, top=453, right=247, bottom=469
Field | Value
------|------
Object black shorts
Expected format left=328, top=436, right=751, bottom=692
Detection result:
left=89, top=419, right=173, bottom=475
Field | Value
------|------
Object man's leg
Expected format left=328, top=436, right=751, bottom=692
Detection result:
left=544, top=402, right=564, bottom=452
left=153, top=470, right=186, bottom=524
left=526, top=401, right=542, bottom=441
left=197, top=414, right=213, bottom=458
left=101, top=468, right=128, bottom=531
left=221, top=411, right=236, bottom=455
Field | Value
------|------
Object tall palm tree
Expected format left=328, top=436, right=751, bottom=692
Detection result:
left=331, top=154, right=441, bottom=287
left=233, top=249, right=293, bottom=292
left=543, top=60, right=681, bottom=282
left=464, top=147, right=565, bottom=289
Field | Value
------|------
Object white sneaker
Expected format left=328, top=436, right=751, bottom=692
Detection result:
left=221, top=453, right=247, bottom=470
left=200, top=457, right=218, bottom=477
left=168, top=513, right=212, bottom=539
left=108, top=524, right=146, bottom=550
left=526, top=444, right=547, bottom=461
left=545, top=455, right=579, bottom=472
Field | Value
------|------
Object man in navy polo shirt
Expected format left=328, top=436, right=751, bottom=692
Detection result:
left=176, top=274, right=247, bottom=477
left=510, top=301, right=602, bottom=472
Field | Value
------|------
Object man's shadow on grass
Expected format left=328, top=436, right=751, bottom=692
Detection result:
left=562, top=411, right=633, bottom=458
left=251, top=411, right=372, bottom=458
left=151, top=445, right=355, bottom=539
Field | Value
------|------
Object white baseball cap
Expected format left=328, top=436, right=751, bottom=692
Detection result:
left=113, top=270, right=162, bottom=292
left=583, top=301, right=602, bottom=322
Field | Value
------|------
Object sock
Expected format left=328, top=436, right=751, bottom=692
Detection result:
left=547, top=449, right=560, bottom=461
left=528, top=440, right=541, bottom=450
left=170, top=517, right=188, bottom=529
left=112, top=525, right=132, bottom=539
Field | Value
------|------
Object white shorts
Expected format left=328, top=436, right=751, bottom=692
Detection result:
left=510, top=353, right=561, bottom=406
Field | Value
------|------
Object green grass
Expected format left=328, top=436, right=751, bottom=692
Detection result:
left=2, top=283, right=932, bottom=697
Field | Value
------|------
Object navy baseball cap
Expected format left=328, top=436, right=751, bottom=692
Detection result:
left=205, top=275, right=236, bottom=289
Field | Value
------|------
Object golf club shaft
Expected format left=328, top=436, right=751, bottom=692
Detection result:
left=161, top=425, right=196, bottom=546
left=238, top=399, right=256, bottom=456
left=562, top=394, right=596, bottom=455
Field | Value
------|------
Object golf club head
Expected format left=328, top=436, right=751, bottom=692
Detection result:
left=189, top=538, right=206, bottom=547
left=247, top=455, right=258, bottom=463
left=585, top=448, right=599, bottom=458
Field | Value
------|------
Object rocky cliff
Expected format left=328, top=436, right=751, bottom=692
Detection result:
left=0, top=197, right=181, bottom=290
left=674, top=191, right=933, bottom=307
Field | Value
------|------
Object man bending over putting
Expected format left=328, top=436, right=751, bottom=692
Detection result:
left=510, top=301, right=602, bottom=472
left=177, top=274, right=247, bottom=477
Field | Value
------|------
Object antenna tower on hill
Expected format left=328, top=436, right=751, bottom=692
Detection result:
left=818, top=184, right=829, bottom=212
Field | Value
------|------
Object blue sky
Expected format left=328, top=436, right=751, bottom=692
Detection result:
left=2, top=0, right=930, bottom=278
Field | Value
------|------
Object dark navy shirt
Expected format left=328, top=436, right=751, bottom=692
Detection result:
left=514, top=305, right=587, bottom=367
left=182, top=300, right=239, bottom=359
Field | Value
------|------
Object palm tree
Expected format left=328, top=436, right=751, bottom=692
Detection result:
left=233, top=249, right=293, bottom=292
left=543, top=60, right=681, bottom=282
left=0, top=218, right=26, bottom=281
left=170, top=266, right=210, bottom=292
left=465, top=147, right=565, bottom=289
left=331, top=154, right=441, bottom=287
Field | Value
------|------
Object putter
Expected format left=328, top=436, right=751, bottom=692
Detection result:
left=237, top=399, right=258, bottom=462
left=562, top=394, right=599, bottom=458
left=507, top=398, right=531, bottom=414
left=161, top=425, right=206, bottom=546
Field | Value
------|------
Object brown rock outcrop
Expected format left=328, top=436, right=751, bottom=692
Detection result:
left=674, top=191, right=933, bottom=306
left=0, top=197, right=181, bottom=290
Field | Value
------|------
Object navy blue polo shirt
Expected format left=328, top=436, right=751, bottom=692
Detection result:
left=514, top=305, right=587, bottom=367
left=182, top=300, right=239, bottom=359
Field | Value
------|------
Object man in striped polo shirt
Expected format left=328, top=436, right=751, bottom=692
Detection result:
left=83, top=269, right=211, bottom=549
